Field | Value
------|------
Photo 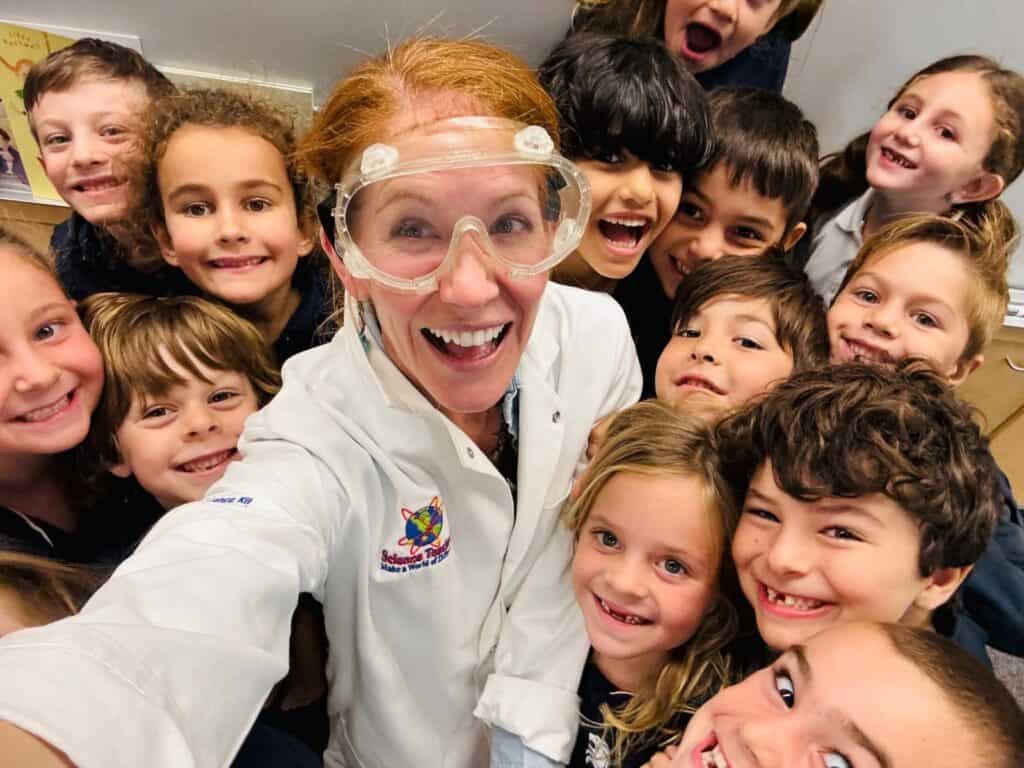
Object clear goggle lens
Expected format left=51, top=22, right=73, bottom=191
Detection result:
left=330, top=120, right=590, bottom=293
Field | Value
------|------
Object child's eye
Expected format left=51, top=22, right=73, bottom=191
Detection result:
left=594, top=150, right=624, bottom=165
left=651, top=160, right=678, bottom=175
left=661, top=558, right=687, bottom=576
left=676, top=326, right=701, bottom=338
left=43, top=134, right=69, bottom=147
left=595, top=530, right=619, bottom=549
left=853, top=288, right=879, bottom=304
left=143, top=405, right=172, bottom=420
left=823, top=526, right=862, bottom=542
left=101, top=125, right=129, bottom=139
left=183, top=202, right=211, bottom=217
left=745, top=506, right=780, bottom=523
left=897, top=105, right=917, bottom=120
left=245, top=198, right=271, bottom=213
left=677, top=201, right=704, bottom=223
left=735, top=336, right=764, bottom=350
left=822, top=752, right=851, bottom=768
left=937, top=126, right=957, bottom=141
left=209, top=390, right=240, bottom=404
left=34, top=322, right=64, bottom=342
left=732, top=226, right=765, bottom=243
left=912, top=312, right=938, bottom=328
left=774, top=670, right=796, bottom=708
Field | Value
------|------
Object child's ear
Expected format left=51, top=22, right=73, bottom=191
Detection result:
left=152, top=223, right=179, bottom=267
left=296, top=229, right=315, bottom=258
left=913, top=564, right=973, bottom=613
left=948, top=353, right=984, bottom=387
left=109, top=460, right=133, bottom=480
left=320, top=228, right=371, bottom=301
left=781, top=222, right=808, bottom=251
left=951, top=172, right=1005, bottom=205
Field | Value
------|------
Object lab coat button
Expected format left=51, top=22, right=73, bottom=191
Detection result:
left=467, top=446, right=476, bottom=459
left=552, top=410, right=561, bottom=423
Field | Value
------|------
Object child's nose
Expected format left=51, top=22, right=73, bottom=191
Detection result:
left=690, top=335, right=719, bottom=364
left=70, top=134, right=107, bottom=168
left=894, top=122, right=921, bottom=147
left=765, top=527, right=814, bottom=577
left=181, top=405, right=220, bottom=438
left=605, top=555, right=648, bottom=599
left=686, top=231, right=725, bottom=264
left=864, top=303, right=899, bottom=338
left=13, top=349, right=61, bottom=393
left=738, top=715, right=788, bottom=768
left=216, top=208, right=250, bottom=244
left=620, top=166, right=655, bottom=205
left=707, top=0, right=738, bottom=24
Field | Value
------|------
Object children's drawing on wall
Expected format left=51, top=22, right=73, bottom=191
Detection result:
left=0, top=99, right=29, bottom=192
left=0, top=21, right=73, bottom=202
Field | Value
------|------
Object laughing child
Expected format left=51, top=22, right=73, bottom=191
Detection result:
left=23, top=38, right=187, bottom=300
left=539, top=33, right=711, bottom=292
left=129, top=88, right=332, bottom=363
left=615, top=86, right=819, bottom=392
left=806, top=54, right=1024, bottom=303
left=565, top=400, right=738, bottom=767
left=826, top=211, right=1024, bottom=660
left=715, top=361, right=1004, bottom=665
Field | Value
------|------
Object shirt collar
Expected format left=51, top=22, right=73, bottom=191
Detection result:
left=835, top=189, right=876, bottom=244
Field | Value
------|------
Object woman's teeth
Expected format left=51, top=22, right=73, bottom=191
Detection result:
left=766, top=586, right=824, bottom=611
left=426, top=325, right=505, bottom=348
left=701, top=743, right=729, bottom=768
left=18, top=393, right=71, bottom=422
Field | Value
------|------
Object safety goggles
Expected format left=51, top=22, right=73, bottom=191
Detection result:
left=316, top=117, right=590, bottom=293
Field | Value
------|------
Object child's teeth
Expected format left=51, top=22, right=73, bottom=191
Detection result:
left=19, top=394, right=70, bottom=422
left=767, top=587, right=823, bottom=611
left=702, top=744, right=728, bottom=768
left=603, top=216, right=647, bottom=227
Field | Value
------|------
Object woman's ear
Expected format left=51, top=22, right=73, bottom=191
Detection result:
left=320, top=229, right=371, bottom=301
left=951, top=172, right=1005, bottom=205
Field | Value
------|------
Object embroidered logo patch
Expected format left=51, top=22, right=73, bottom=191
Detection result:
left=380, top=496, right=452, bottom=573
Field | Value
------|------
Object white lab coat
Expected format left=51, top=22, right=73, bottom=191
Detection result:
left=0, top=281, right=641, bottom=768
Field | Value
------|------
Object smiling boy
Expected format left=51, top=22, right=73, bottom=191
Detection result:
left=659, top=622, right=1024, bottom=768
left=24, top=38, right=184, bottom=300
left=715, top=361, right=1002, bottom=660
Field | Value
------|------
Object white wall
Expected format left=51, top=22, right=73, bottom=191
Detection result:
left=784, top=0, right=1024, bottom=291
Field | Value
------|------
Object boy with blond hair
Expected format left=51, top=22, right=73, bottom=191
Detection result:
left=24, top=38, right=184, bottom=300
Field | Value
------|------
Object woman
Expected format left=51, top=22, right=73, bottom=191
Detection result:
left=0, top=38, right=640, bottom=768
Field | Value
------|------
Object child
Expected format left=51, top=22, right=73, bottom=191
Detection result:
left=572, top=0, right=824, bottom=92
left=81, top=293, right=280, bottom=510
left=129, top=88, right=331, bottom=363
left=564, top=400, right=738, bottom=767
left=23, top=37, right=188, bottom=300
left=715, top=361, right=1003, bottom=663
left=538, top=33, right=711, bottom=291
left=643, top=255, right=827, bottom=409
left=827, top=213, right=1024, bottom=661
left=656, top=622, right=1024, bottom=768
left=82, top=292, right=328, bottom=751
left=616, top=87, right=819, bottom=393
left=0, top=228, right=106, bottom=559
left=805, top=54, right=1024, bottom=303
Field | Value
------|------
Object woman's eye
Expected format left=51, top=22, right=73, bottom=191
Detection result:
left=183, top=202, right=211, bottom=217
left=394, top=219, right=437, bottom=239
left=34, top=322, right=63, bottom=341
left=736, top=336, right=764, bottom=350
left=823, top=751, right=851, bottom=768
left=853, top=289, right=879, bottom=304
left=913, top=312, right=938, bottom=328
left=490, top=214, right=531, bottom=236
left=774, top=671, right=796, bottom=708
left=597, top=530, right=618, bottom=548
left=245, top=198, right=271, bottom=212
left=662, top=559, right=687, bottom=576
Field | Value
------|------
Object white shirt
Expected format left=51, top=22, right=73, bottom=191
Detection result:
left=804, top=189, right=875, bottom=304
left=0, top=282, right=641, bottom=768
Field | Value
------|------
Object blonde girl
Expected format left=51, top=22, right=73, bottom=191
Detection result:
left=129, top=88, right=331, bottom=363
left=806, top=54, right=1024, bottom=303
left=565, top=400, right=738, bottom=767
